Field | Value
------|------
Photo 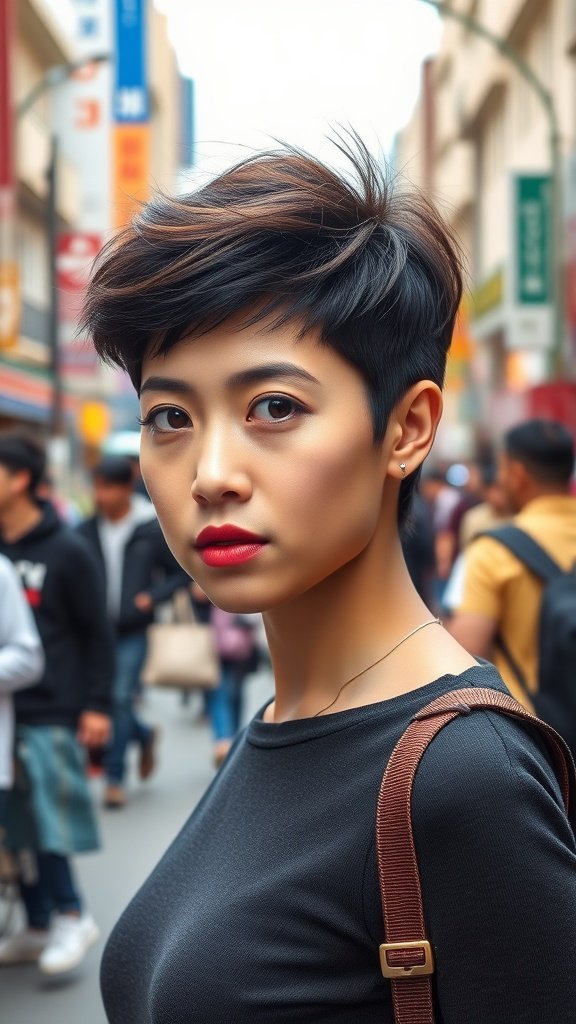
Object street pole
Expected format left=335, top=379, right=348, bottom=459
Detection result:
left=16, top=54, right=110, bottom=436
left=418, top=0, right=565, bottom=378
left=46, top=134, right=61, bottom=437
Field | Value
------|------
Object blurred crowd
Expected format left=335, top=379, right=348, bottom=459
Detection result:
left=404, top=419, right=576, bottom=752
left=0, top=431, right=267, bottom=978
left=0, top=416, right=575, bottom=981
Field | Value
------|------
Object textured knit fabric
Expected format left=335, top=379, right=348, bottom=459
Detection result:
left=101, top=664, right=576, bottom=1024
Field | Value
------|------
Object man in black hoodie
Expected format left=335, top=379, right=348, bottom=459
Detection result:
left=0, top=433, right=113, bottom=976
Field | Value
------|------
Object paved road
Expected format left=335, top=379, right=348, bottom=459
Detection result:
left=3, top=671, right=273, bottom=1024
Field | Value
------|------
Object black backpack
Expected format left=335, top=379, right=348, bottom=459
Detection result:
left=484, top=525, right=576, bottom=755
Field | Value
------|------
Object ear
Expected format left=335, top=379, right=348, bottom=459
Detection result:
left=384, top=381, right=443, bottom=481
left=12, top=468, right=32, bottom=498
left=508, top=458, right=529, bottom=493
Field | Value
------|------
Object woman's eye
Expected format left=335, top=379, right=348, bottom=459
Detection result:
left=248, top=396, right=303, bottom=423
left=142, top=407, right=191, bottom=433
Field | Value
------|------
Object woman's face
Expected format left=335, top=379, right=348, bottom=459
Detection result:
left=139, top=319, right=393, bottom=612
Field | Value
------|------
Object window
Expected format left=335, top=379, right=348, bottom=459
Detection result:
left=17, top=216, right=48, bottom=309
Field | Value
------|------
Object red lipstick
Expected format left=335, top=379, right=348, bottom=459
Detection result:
left=194, top=525, right=268, bottom=568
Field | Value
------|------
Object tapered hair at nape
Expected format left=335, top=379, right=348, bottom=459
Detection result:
left=82, top=136, right=463, bottom=523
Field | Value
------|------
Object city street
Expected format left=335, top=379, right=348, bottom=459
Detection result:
left=3, top=670, right=273, bottom=1024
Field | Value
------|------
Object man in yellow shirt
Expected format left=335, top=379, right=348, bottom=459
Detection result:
left=450, top=419, right=576, bottom=716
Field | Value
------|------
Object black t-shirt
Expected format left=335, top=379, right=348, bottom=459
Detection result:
left=101, top=665, right=576, bottom=1023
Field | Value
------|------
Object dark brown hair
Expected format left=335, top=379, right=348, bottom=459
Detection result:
left=0, top=432, right=46, bottom=495
left=505, top=419, right=575, bottom=486
left=82, top=138, right=463, bottom=523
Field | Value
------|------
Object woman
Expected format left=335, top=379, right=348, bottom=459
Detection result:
left=83, top=142, right=576, bottom=1023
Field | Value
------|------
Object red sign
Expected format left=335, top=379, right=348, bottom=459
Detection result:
left=0, top=0, right=18, bottom=349
left=526, top=382, right=576, bottom=443
left=56, top=232, right=102, bottom=323
left=0, top=0, right=13, bottom=188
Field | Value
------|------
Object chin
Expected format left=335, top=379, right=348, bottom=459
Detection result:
left=200, top=587, right=270, bottom=615
left=188, top=571, right=282, bottom=615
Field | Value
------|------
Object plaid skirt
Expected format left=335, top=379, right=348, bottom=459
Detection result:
left=1, top=725, right=100, bottom=856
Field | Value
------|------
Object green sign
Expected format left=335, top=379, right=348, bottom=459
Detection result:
left=515, top=174, right=551, bottom=305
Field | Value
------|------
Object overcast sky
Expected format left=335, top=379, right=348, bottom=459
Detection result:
left=43, top=0, right=442, bottom=177
left=155, top=0, right=442, bottom=176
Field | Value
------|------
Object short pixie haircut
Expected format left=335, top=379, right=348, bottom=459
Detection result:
left=82, top=140, right=463, bottom=524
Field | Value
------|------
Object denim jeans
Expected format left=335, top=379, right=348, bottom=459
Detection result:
left=104, top=633, right=152, bottom=785
left=205, top=663, right=246, bottom=741
left=19, top=852, right=81, bottom=929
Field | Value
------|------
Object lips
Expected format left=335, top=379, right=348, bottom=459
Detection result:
left=195, top=525, right=267, bottom=548
left=194, top=524, right=268, bottom=568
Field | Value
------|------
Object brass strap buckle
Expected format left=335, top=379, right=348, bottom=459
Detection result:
left=379, top=939, right=435, bottom=979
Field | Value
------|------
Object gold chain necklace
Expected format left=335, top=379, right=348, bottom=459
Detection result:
left=312, top=618, right=441, bottom=718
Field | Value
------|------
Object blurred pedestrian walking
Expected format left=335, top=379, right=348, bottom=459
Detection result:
left=0, top=553, right=44, bottom=802
left=457, top=462, right=511, bottom=549
left=0, top=554, right=44, bottom=941
left=0, top=433, right=113, bottom=976
left=450, top=420, right=576, bottom=749
left=441, top=463, right=512, bottom=617
left=210, top=607, right=261, bottom=766
left=77, top=457, right=189, bottom=809
left=419, top=466, right=460, bottom=605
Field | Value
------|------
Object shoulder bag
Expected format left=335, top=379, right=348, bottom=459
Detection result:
left=141, top=588, right=219, bottom=690
left=376, top=686, right=576, bottom=1024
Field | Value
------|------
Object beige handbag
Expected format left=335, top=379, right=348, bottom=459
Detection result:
left=141, top=589, right=219, bottom=690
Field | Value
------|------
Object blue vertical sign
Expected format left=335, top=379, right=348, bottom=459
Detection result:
left=113, top=0, right=149, bottom=124
left=112, top=0, right=150, bottom=227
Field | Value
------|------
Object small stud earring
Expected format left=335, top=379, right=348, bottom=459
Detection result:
left=399, top=462, right=407, bottom=476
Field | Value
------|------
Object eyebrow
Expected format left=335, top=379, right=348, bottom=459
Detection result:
left=139, top=362, right=322, bottom=397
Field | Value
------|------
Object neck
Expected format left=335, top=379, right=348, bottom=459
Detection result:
left=263, top=522, right=431, bottom=723
left=520, top=484, right=570, bottom=509
left=0, top=497, right=43, bottom=543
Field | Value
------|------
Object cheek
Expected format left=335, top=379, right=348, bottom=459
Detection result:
left=140, top=449, right=189, bottom=546
left=281, top=438, right=383, bottom=553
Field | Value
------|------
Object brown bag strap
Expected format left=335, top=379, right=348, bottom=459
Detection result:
left=375, top=686, right=576, bottom=1024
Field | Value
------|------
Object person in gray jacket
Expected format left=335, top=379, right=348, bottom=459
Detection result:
left=77, top=457, right=189, bottom=808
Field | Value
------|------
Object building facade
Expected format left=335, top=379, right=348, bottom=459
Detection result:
left=1, top=0, right=194, bottom=467
left=1, top=0, right=80, bottom=429
left=396, top=0, right=576, bottom=456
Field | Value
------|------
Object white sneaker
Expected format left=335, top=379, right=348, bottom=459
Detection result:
left=38, top=913, right=100, bottom=975
left=0, top=928, right=49, bottom=965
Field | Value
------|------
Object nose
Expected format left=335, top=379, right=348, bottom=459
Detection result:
left=191, top=422, right=252, bottom=507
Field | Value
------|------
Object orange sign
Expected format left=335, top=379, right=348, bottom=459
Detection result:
left=74, top=97, right=102, bottom=129
left=112, top=123, right=150, bottom=229
left=446, top=297, right=472, bottom=392
left=78, top=401, right=111, bottom=446
left=0, top=261, right=19, bottom=348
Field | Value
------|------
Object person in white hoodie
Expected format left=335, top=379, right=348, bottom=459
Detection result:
left=0, top=553, right=44, bottom=799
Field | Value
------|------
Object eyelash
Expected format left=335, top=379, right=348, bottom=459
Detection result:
left=247, top=394, right=307, bottom=423
left=138, top=395, right=307, bottom=435
left=137, top=408, right=191, bottom=435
